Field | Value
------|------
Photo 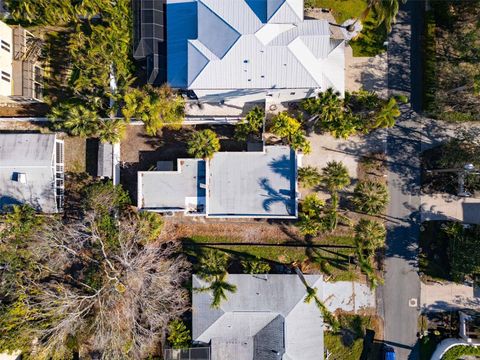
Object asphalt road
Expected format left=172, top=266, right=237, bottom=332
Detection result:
left=381, top=1, right=425, bottom=359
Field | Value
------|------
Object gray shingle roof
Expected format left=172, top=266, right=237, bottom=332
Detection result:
left=192, top=274, right=324, bottom=360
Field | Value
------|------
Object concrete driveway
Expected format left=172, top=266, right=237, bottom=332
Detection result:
left=323, top=281, right=376, bottom=313
left=420, top=194, right=480, bottom=224
left=421, top=282, right=480, bottom=312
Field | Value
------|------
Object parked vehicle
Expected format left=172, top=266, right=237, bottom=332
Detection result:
left=382, top=344, right=396, bottom=360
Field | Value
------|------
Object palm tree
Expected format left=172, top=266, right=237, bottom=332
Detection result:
left=372, top=97, right=401, bottom=129
left=298, top=166, right=322, bottom=188
left=196, top=250, right=237, bottom=308
left=268, top=112, right=301, bottom=139
left=297, top=194, right=325, bottom=236
left=352, top=181, right=389, bottom=215
left=235, top=106, right=265, bottom=141
left=354, top=219, right=386, bottom=257
left=321, top=192, right=351, bottom=232
left=321, top=161, right=351, bottom=192
left=329, top=113, right=361, bottom=139
left=122, top=85, right=185, bottom=136
left=304, top=286, right=318, bottom=304
left=369, top=0, right=405, bottom=32
left=290, top=130, right=311, bottom=154
left=204, top=273, right=238, bottom=309
left=241, top=257, right=271, bottom=274
left=97, top=119, right=126, bottom=144
left=50, top=103, right=100, bottom=138
left=196, top=250, right=230, bottom=281
left=187, top=129, right=221, bottom=159
left=357, top=253, right=383, bottom=289
left=301, top=88, right=344, bottom=129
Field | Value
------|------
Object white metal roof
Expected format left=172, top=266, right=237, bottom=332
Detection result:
left=184, top=0, right=345, bottom=93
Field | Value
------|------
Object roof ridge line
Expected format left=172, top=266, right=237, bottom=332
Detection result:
left=284, top=275, right=323, bottom=318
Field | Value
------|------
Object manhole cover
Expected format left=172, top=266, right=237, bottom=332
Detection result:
left=409, top=298, right=418, bottom=307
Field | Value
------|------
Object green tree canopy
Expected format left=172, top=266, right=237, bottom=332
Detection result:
left=167, top=319, right=191, bottom=350
left=241, top=257, right=271, bottom=274
left=443, top=222, right=480, bottom=282
left=373, top=97, right=401, bottom=129
left=97, top=118, right=127, bottom=144
left=49, top=102, right=100, bottom=138
left=234, top=106, right=264, bottom=141
left=297, top=194, right=325, bottom=236
left=187, top=129, right=221, bottom=159
left=354, top=219, right=386, bottom=257
left=268, top=112, right=311, bottom=153
left=122, top=85, right=185, bottom=136
left=195, top=250, right=237, bottom=308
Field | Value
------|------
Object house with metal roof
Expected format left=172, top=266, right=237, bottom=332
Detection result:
left=167, top=0, right=345, bottom=106
left=192, top=274, right=324, bottom=360
left=0, top=133, right=64, bottom=213
left=137, top=145, right=298, bottom=218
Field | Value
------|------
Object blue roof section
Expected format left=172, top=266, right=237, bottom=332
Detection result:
left=267, top=0, right=286, bottom=20
left=197, top=1, right=240, bottom=59
left=245, top=0, right=267, bottom=22
left=166, top=1, right=198, bottom=87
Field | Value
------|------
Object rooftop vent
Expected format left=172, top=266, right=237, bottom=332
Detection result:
left=13, top=172, right=27, bottom=183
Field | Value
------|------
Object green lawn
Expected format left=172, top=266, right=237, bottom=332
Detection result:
left=441, top=345, right=480, bottom=360
left=324, top=314, right=380, bottom=360
left=313, top=0, right=366, bottom=23
left=312, top=0, right=387, bottom=57
left=183, top=234, right=359, bottom=280
left=324, top=332, right=364, bottom=360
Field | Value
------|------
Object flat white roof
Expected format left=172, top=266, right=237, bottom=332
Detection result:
left=0, top=133, right=59, bottom=213
left=137, top=146, right=297, bottom=218
left=138, top=159, right=206, bottom=211
left=207, top=146, right=297, bottom=218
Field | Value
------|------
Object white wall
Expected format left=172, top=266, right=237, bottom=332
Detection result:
left=193, top=87, right=320, bottom=105
left=0, top=20, right=12, bottom=96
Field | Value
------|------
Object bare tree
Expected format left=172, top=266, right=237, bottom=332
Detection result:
left=19, top=213, right=190, bottom=359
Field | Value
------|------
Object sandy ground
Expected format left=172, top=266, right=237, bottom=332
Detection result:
left=160, top=217, right=304, bottom=243
left=421, top=281, right=480, bottom=312
left=301, top=130, right=386, bottom=199
left=345, top=46, right=388, bottom=98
